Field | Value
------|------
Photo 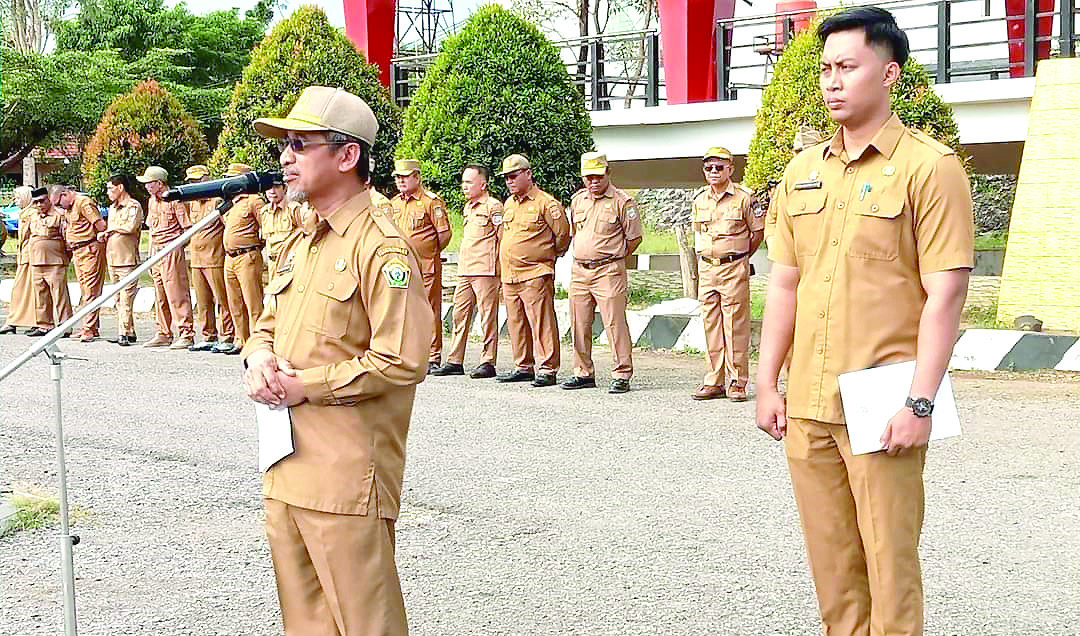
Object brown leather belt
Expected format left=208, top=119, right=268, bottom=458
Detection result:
left=69, top=238, right=97, bottom=251
left=575, top=255, right=622, bottom=269
left=226, top=244, right=262, bottom=258
left=700, top=251, right=749, bottom=266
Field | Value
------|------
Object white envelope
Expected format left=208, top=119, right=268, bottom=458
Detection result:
left=255, top=403, right=294, bottom=472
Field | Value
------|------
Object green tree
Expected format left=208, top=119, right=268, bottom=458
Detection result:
left=211, top=5, right=401, bottom=188
left=744, top=19, right=962, bottom=190
left=82, top=79, right=210, bottom=200
left=397, top=5, right=594, bottom=212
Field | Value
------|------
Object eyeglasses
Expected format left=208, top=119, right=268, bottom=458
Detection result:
left=503, top=170, right=525, bottom=180
left=703, top=165, right=729, bottom=173
left=276, top=138, right=349, bottom=154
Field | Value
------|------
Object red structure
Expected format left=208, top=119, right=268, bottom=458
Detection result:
left=657, top=0, right=735, bottom=104
left=343, top=0, right=396, bottom=87
left=1005, top=0, right=1055, bottom=78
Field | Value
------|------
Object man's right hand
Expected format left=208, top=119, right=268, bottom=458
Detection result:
left=755, top=387, right=788, bottom=441
left=244, top=349, right=298, bottom=407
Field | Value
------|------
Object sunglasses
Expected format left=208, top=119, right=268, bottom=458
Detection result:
left=503, top=170, right=526, bottom=180
left=703, top=165, right=729, bottom=173
left=276, top=138, right=349, bottom=154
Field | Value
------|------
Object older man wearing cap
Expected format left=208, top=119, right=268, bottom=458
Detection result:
left=258, top=174, right=303, bottom=266
left=242, top=85, right=431, bottom=636
left=51, top=184, right=107, bottom=341
left=390, top=158, right=451, bottom=372
left=690, top=146, right=763, bottom=402
left=138, top=166, right=196, bottom=349
left=495, top=154, right=571, bottom=387
left=184, top=165, right=235, bottom=352
left=25, top=186, right=73, bottom=337
left=563, top=152, right=642, bottom=394
left=220, top=162, right=266, bottom=355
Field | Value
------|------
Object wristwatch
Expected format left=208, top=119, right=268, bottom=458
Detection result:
left=905, top=396, right=934, bottom=418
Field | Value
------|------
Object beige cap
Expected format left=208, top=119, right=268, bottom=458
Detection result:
left=497, top=154, right=531, bottom=176
left=136, top=166, right=168, bottom=183
left=793, top=126, right=825, bottom=152
left=185, top=165, right=209, bottom=181
left=392, top=159, right=420, bottom=176
left=253, top=86, right=378, bottom=145
left=580, top=152, right=608, bottom=177
left=223, top=162, right=254, bottom=177
left=703, top=146, right=733, bottom=161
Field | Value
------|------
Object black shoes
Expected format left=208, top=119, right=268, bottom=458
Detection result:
left=497, top=370, right=535, bottom=383
left=427, top=361, right=440, bottom=374
left=608, top=379, right=630, bottom=394
left=0, top=325, right=15, bottom=335
left=189, top=340, right=217, bottom=352
left=431, top=363, right=465, bottom=376
left=469, top=362, right=497, bottom=379
left=25, top=327, right=48, bottom=337
left=531, top=373, right=557, bottom=387
left=561, top=376, right=596, bottom=390
left=118, top=335, right=135, bottom=347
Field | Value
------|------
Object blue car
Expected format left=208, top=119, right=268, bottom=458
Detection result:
left=1, top=202, right=109, bottom=240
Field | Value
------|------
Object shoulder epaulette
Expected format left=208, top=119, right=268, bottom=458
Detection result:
left=370, top=204, right=402, bottom=238
left=908, top=129, right=954, bottom=157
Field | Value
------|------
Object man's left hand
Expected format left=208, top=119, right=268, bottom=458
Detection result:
left=276, top=370, right=307, bottom=407
left=880, top=408, right=931, bottom=456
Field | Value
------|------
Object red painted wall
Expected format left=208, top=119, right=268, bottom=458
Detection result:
left=657, top=0, right=735, bottom=104
left=343, top=0, right=396, bottom=87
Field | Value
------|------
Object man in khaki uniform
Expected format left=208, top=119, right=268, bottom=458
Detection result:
left=690, top=146, right=763, bottom=402
left=243, top=85, right=432, bottom=636
left=259, top=174, right=302, bottom=265
left=0, top=186, right=38, bottom=335
left=368, top=158, right=391, bottom=207
left=138, top=166, right=196, bottom=350
left=221, top=162, right=265, bottom=355
left=495, top=154, right=571, bottom=387
left=185, top=164, right=235, bottom=352
left=756, top=8, right=975, bottom=636
left=391, top=159, right=451, bottom=372
left=562, top=152, right=642, bottom=394
left=52, top=185, right=107, bottom=342
left=99, top=174, right=143, bottom=345
left=26, top=187, right=73, bottom=336
left=432, top=164, right=503, bottom=379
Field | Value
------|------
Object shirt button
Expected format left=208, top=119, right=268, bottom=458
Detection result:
left=831, top=239, right=839, bottom=246
left=298, top=284, right=305, bottom=293
left=837, top=201, right=845, bottom=209
left=845, top=166, right=854, bottom=174
left=818, top=311, right=826, bottom=319
left=327, top=282, right=334, bottom=290
left=282, top=327, right=289, bottom=335
left=799, top=203, right=806, bottom=210
left=310, top=246, right=318, bottom=253
left=871, top=204, right=879, bottom=212
left=824, top=275, right=831, bottom=282
left=817, top=347, right=824, bottom=354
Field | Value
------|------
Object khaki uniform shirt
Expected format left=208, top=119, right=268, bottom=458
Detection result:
left=18, top=206, right=35, bottom=263
left=770, top=113, right=975, bottom=424
left=29, top=208, right=67, bottom=266
left=499, top=185, right=571, bottom=284
left=457, top=194, right=503, bottom=277
left=258, top=200, right=302, bottom=262
left=243, top=190, right=433, bottom=518
left=188, top=198, right=226, bottom=268
left=65, top=194, right=102, bottom=246
left=390, top=189, right=450, bottom=274
left=569, top=185, right=643, bottom=262
left=147, top=197, right=191, bottom=248
left=106, top=197, right=143, bottom=267
left=223, top=194, right=264, bottom=253
left=692, top=183, right=761, bottom=257
left=370, top=189, right=391, bottom=208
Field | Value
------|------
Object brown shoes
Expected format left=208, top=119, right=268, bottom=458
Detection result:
left=727, top=383, right=748, bottom=402
left=144, top=334, right=172, bottom=348
left=169, top=335, right=195, bottom=350
left=692, top=384, right=726, bottom=400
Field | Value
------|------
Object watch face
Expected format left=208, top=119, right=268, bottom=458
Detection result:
left=912, top=398, right=934, bottom=417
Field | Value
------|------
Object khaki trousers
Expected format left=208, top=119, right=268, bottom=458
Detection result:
left=422, top=261, right=443, bottom=364
left=109, top=264, right=138, bottom=337
left=569, top=260, right=633, bottom=380
left=502, top=274, right=559, bottom=375
left=3, top=262, right=36, bottom=327
left=31, top=264, right=72, bottom=330
left=698, top=257, right=751, bottom=388
left=192, top=265, right=234, bottom=342
left=446, top=275, right=500, bottom=366
left=225, top=251, right=264, bottom=346
left=71, top=242, right=106, bottom=335
left=149, top=246, right=194, bottom=339
left=265, top=498, right=406, bottom=636
left=786, top=417, right=926, bottom=636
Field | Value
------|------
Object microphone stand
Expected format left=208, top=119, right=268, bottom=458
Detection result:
left=0, top=195, right=237, bottom=636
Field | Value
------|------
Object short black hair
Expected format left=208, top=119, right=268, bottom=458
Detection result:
left=108, top=174, right=130, bottom=191
left=464, top=164, right=489, bottom=181
left=818, top=6, right=909, bottom=68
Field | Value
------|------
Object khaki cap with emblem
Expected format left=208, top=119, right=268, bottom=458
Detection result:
left=703, top=147, right=733, bottom=161
left=223, top=162, right=254, bottom=177
left=185, top=164, right=210, bottom=181
left=497, top=154, right=531, bottom=176
left=136, top=166, right=169, bottom=183
left=252, top=86, right=379, bottom=145
left=580, top=152, right=608, bottom=177
left=392, top=159, right=420, bottom=176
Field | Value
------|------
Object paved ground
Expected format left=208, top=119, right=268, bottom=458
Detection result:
left=1, top=312, right=1077, bottom=636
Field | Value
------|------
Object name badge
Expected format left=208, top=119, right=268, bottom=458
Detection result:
left=794, top=180, right=823, bottom=190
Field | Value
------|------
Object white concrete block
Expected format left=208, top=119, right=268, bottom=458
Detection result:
left=0, top=278, right=12, bottom=303
left=949, top=329, right=1026, bottom=371
left=133, top=288, right=156, bottom=314
left=1055, top=340, right=1080, bottom=372
left=673, top=316, right=707, bottom=352
left=639, top=297, right=700, bottom=316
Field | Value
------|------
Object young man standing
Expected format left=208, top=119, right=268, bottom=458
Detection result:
left=99, top=175, right=143, bottom=345
left=756, top=8, right=974, bottom=635
left=138, top=166, right=195, bottom=350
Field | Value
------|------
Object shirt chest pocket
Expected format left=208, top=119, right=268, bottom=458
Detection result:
left=466, top=212, right=490, bottom=235
left=848, top=191, right=905, bottom=261
left=788, top=190, right=827, bottom=257
left=264, top=271, right=293, bottom=316
left=411, top=210, right=430, bottom=231
left=307, top=275, right=358, bottom=339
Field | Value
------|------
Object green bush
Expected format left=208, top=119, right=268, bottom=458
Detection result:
left=211, top=6, right=401, bottom=189
left=396, top=5, right=594, bottom=213
left=82, top=79, right=210, bottom=201
left=744, top=17, right=962, bottom=190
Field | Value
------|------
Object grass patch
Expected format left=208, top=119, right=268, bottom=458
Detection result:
left=974, top=231, right=1007, bottom=251
left=637, top=228, right=680, bottom=254
left=1, top=483, right=87, bottom=538
left=627, top=286, right=682, bottom=309
left=751, top=290, right=765, bottom=321
left=963, top=301, right=1008, bottom=329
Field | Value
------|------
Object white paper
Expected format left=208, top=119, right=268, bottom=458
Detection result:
left=837, top=360, right=961, bottom=455
left=255, top=403, right=294, bottom=472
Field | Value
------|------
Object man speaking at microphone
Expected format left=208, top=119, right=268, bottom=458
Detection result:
left=242, top=86, right=432, bottom=636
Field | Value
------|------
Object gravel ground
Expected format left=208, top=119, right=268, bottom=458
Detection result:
left=1, top=314, right=1078, bottom=636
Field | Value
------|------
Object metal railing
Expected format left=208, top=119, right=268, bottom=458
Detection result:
left=716, top=0, right=1080, bottom=100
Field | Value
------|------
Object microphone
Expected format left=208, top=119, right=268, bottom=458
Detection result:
left=162, top=171, right=281, bottom=202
